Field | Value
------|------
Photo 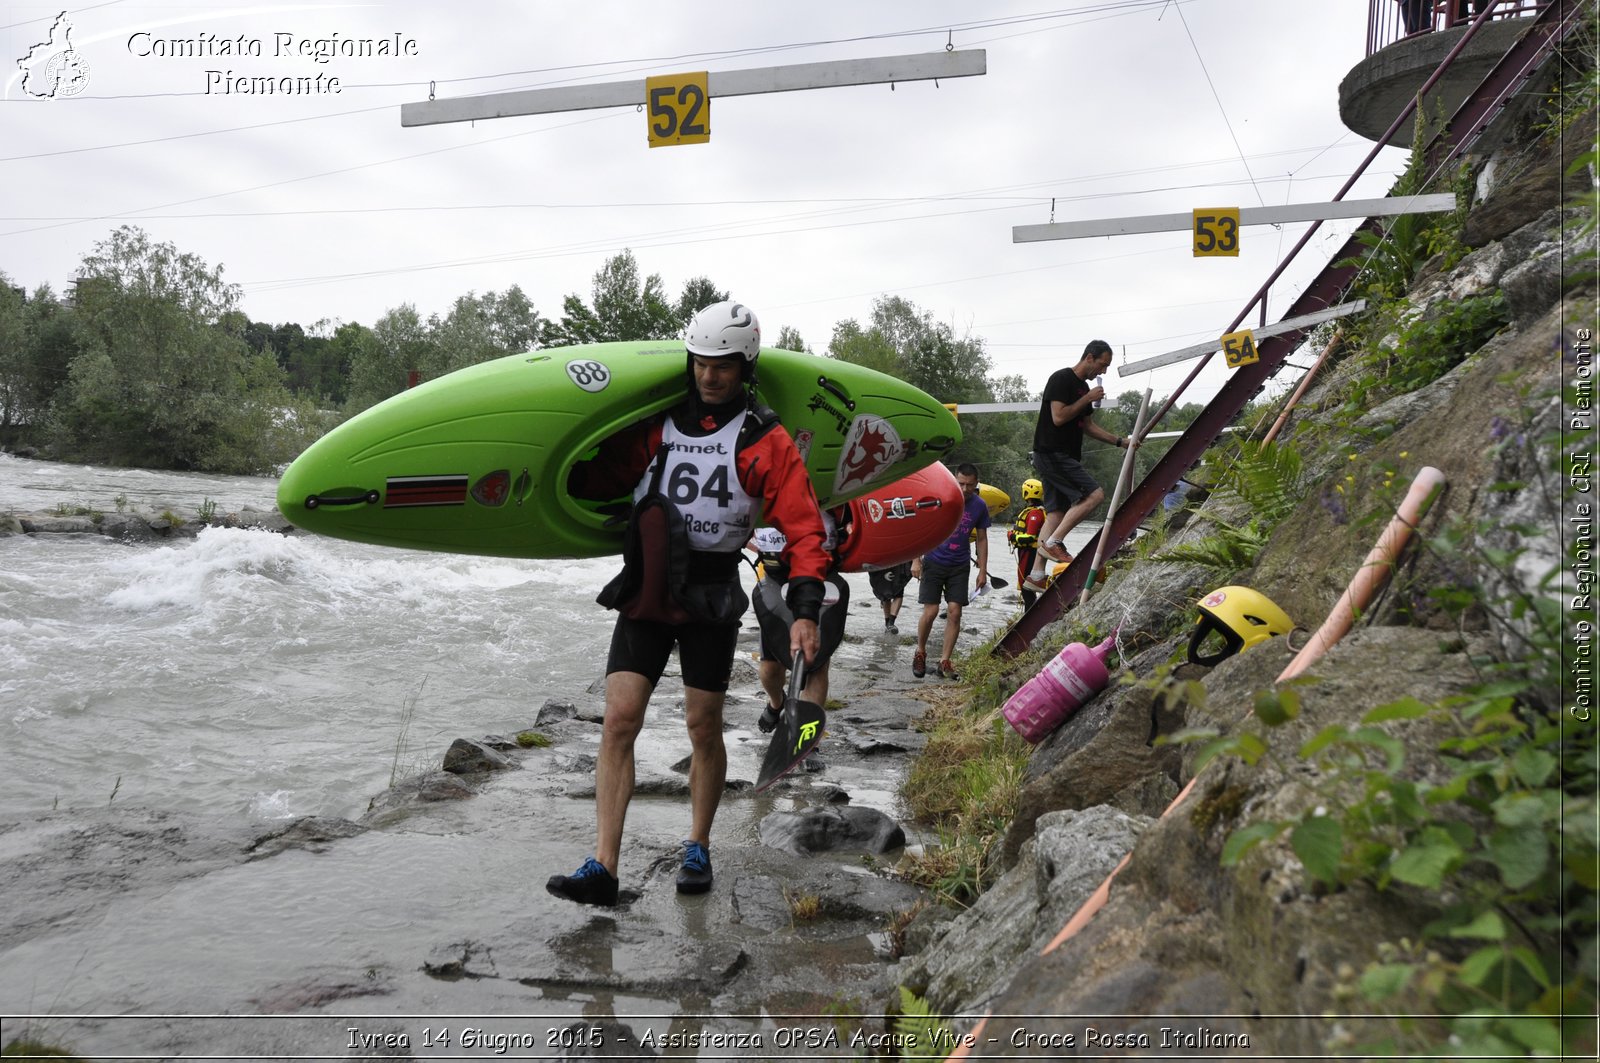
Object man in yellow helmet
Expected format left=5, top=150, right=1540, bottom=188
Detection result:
left=1008, top=478, right=1047, bottom=607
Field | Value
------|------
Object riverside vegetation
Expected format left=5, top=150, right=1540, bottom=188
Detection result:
left=876, top=50, right=1596, bottom=1061
left=0, top=237, right=1204, bottom=501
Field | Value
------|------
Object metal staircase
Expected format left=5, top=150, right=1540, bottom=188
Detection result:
left=995, top=0, right=1590, bottom=658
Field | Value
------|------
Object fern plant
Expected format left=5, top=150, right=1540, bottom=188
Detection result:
left=1215, top=439, right=1306, bottom=526
left=1159, top=516, right=1272, bottom=575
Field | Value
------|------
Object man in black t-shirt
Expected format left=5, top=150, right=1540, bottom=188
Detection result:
left=1023, top=339, right=1133, bottom=590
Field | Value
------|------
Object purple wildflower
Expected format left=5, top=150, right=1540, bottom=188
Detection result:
left=1319, top=484, right=1348, bottom=526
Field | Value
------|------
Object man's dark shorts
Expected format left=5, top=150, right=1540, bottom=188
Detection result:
left=754, top=572, right=848, bottom=680
left=1031, top=450, right=1101, bottom=512
left=917, top=558, right=971, bottom=607
left=868, top=561, right=912, bottom=603
left=606, top=611, right=741, bottom=691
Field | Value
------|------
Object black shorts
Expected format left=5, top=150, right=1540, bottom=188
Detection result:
left=754, top=573, right=849, bottom=678
left=868, top=562, right=912, bottom=602
left=917, top=558, right=971, bottom=607
left=1031, top=450, right=1101, bottom=512
left=606, top=613, right=742, bottom=692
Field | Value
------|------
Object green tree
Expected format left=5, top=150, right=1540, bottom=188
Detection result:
left=344, top=304, right=436, bottom=413
left=430, top=294, right=511, bottom=375
left=774, top=324, right=808, bottom=353
left=829, top=295, right=1029, bottom=491
left=22, top=284, right=82, bottom=430
left=675, top=275, right=727, bottom=323
left=0, top=275, right=32, bottom=434
left=827, top=318, right=899, bottom=376
left=48, top=226, right=309, bottom=473
left=480, top=285, right=542, bottom=353
left=541, top=249, right=680, bottom=346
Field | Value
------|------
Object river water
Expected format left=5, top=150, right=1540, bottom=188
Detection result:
left=0, top=452, right=1100, bottom=1051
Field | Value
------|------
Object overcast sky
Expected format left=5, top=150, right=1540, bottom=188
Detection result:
left=2, top=0, right=1410, bottom=405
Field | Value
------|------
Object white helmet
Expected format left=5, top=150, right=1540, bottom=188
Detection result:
left=685, top=301, right=760, bottom=362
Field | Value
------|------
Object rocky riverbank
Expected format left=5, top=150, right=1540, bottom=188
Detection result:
left=0, top=503, right=292, bottom=542
left=0, top=620, right=1043, bottom=1059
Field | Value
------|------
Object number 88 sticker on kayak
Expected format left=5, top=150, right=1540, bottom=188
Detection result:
left=566, top=359, right=612, bottom=392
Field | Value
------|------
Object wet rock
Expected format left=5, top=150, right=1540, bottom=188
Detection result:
left=554, top=752, right=597, bottom=774
left=838, top=692, right=930, bottom=729
left=895, top=805, right=1150, bottom=1013
left=245, top=816, right=366, bottom=860
left=566, top=772, right=691, bottom=798
left=442, top=738, right=517, bottom=775
left=730, top=860, right=927, bottom=933
left=363, top=771, right=473, bottom=822
left=0, top=807, right=261, bottom=951
left=231, top=505, right=293, bottom=534
left=424, top=939, right=499, bottom=980
left=847, top=736, right=910, bottom=755
left=535, top=699, right=580, bottom=727
left=478, top=919, right=748, bottom=995
left=759, top=806, right=905, bottom=856
left=19, top=514, right=102, bottom=535
left=251, top=972, right=394, bottom=1011
left=93, top=514, right=160, bottom=542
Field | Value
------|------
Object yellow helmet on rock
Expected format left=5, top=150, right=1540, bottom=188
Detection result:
left=1186, top=586, right=1294, bottom=666
left=1021, top=478, right=1044, bottom=503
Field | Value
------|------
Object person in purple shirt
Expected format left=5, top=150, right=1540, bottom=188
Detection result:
left=909, top=463, right=989, bottom=681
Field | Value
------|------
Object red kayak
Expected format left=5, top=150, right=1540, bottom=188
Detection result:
left=835, top=462, right=964, bottom=572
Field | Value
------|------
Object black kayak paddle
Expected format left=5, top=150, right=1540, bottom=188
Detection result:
left=754, top=649, right=826, bottom=792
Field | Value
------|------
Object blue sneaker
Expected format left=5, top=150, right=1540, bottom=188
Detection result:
left=546, top=856, right=618, bottom=906
left=676, top=840, right=713, bottom=894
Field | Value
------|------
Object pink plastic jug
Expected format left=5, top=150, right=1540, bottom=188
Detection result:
left=1002, top=634, right=1118, bottom=743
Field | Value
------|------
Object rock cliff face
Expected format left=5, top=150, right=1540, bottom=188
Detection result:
left=887, top=111, right=1593, bottom=1052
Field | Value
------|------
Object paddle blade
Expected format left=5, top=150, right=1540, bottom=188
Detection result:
left=754, top=699, right=825, bottom=792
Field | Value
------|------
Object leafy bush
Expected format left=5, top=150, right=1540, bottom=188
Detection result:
left=1337, top=292, right=1511, bottom=421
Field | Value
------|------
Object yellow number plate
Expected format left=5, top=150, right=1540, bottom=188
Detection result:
left=646, top=72, right=710, bottom=147
left=1193, top=208, right=1240, bottom=257
left=1221, top=329, right=1260, bottom=368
